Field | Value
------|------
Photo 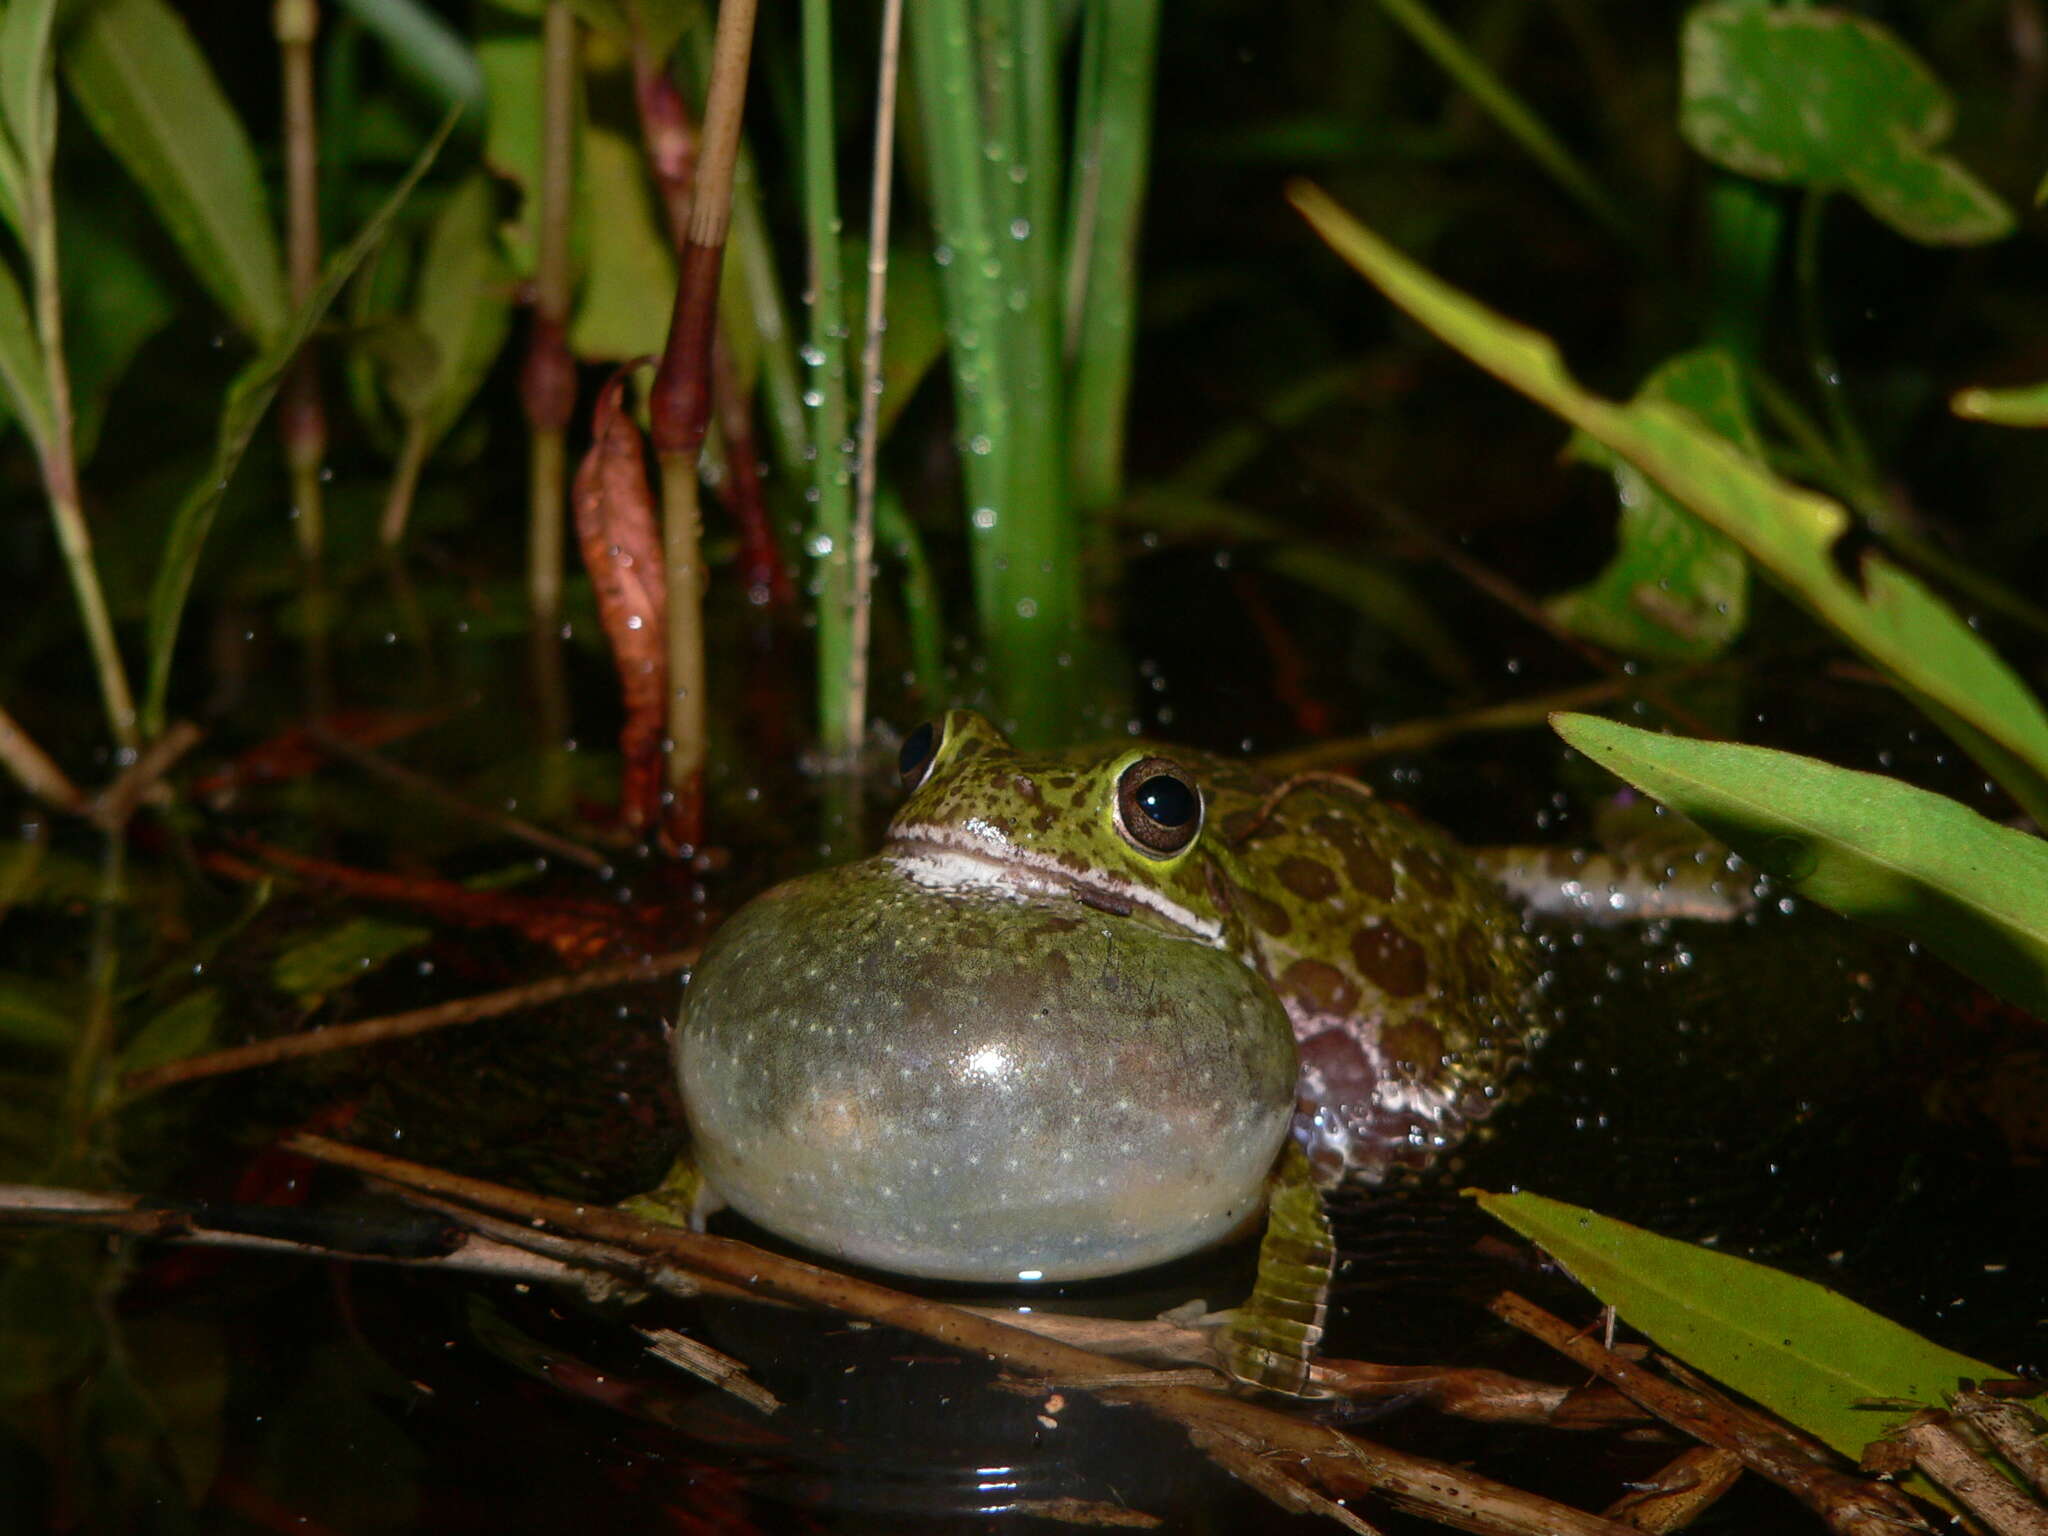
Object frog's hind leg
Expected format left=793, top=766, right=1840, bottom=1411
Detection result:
left=1475, top=845, right=1755, bottom=923
left=1217, top=1144, right=1336, bottom=1398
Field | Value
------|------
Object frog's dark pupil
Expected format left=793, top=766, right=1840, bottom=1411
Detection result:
left=899, top=721, right=936, bottom=782
left=1135, top=774, right=1196, bottom=828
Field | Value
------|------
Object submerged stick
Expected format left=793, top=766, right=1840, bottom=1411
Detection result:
left=122, top=949, right=695, bottom=1095
left=291, top=1135, right=1646, bottom=1536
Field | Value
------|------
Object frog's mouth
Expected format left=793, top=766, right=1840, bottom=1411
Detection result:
left=883, top=830, right=1224, bottom=945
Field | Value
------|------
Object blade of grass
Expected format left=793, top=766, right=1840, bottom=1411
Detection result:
left=801, top=0, right=856, bottom=763
left=143, top=111, right=459, bottom=738
left=1065, top=0, right=1158, bottom=516
left=331, top=0, right=485, bottom=110
left=1371, top=0, right=1636, bottom=246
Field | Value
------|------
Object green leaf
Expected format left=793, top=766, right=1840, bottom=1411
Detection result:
left=112, top=1316, right=229, bottom=1504
left=142, top=110, right=457, bottom=738
left=1472, top=1190, right=2007, bottom=1465
left=0, top=971, right=75, bottom=1053
left=272, top=917, right=430, bottom=999
left=1288, top=183, right=2048, bottom=825
left=396, top=172, right=512, bottom=442
left=568, top=119, right=675, bottom=361
left=117, top=987, right=219, bottom=1076
left=477, top=14, right=541, bottom=273
left=61, top=204, right=177, bottom=460
left=332, top=0, right=484, bottom=110
left=1554, top=713, right=2048, bottom=1021
left=0, top=0, right=60, bottom=184
left=1950, top=377, right=2048, bottom=428
left=1681, top=3, right=2014, bottom=245
left=1550, top=348, right=1753, bottom=662
left=0, top=250, right=53, bottom=455
left=63, top=0, right=289, bottom=344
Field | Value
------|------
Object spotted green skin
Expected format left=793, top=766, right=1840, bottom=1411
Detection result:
left=677, top=711, right=1542, bottom=1282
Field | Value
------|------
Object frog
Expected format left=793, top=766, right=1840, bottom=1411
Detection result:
left=672, top=708, right=1545, bottom=1313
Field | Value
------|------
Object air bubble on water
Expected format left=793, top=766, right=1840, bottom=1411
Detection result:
left=802, top=389, right=824, bottom=408
left=626, top=615, right=643, bottom=630
left=972, top=507, right=997, bottom=530
left=809, top=533, right=835, bottom=556
left=800, top=343, right=826, bottom=367
left=968, top=434, right=993, bottom=456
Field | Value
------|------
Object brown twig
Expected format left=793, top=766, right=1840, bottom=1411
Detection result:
left=1952, top=1388, right=2048, bottom=1498
left=311, top=721, right=606, bottom=870
left=290, top=1135, right=1646, bottom=1536
left=0, top=701, right=86, bottom=812
left=846, top=0, right=906, bottom=749
left=1490, top=1291, right=1930, bottom=1536
left=1603, top=1447, right=1744, bottom=1533
left=121, top=948, right=695, bottom=1095
left=89, top=720, right=203, bottom=830
left=1891, top=1413, right=2048, bottom=1536
left=638, top=1326, right=781, bottom=1414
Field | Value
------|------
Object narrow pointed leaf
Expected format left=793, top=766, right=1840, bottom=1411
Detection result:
left=1950, top=378, right=2048, bottom=428
left=143, top=113, right=456, bottom=736
left=332, top=0, right=484, bottom=109
left=1554, top=713, right=2048, bottom=1020
left=63, top=0, right=289, bottom=343
left=0, top=252, right=52, bottom=455
left=1290, top=183, right=2048, bottom=824
left=1473, top=1190, right=2008, bottom=1463
left=0, top=0, right=60, bottom=181
left=395, top=172, right=512, bottom=443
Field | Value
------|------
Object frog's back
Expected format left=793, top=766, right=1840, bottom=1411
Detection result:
left=1184, top=752, right=1546, bottom=1184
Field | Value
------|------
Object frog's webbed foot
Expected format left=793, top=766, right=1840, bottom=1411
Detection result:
left=1216, top=1144, right=1336, bottom=1398
left=1475, top=844, right=1757, bottom=924
left=619, top=1149, right=724, bottom=1231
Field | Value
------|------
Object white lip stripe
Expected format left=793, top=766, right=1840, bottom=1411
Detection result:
left=886, top=828, right=1224, bottom=944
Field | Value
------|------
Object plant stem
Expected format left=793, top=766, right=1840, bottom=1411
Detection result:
left=0, top=702, right=85, bottom=812
left=848, top=0, right=906, bottom=747
left=650, top=0, right=761, bottom=846
left=799, top=0, right=856, bottom=762
left=527, top=1, right=579, bottom=644
left=28, top=177, right=136, bottom=752
left=276, top=0, right=332, bottom=718
left=1793, top=189, right=1875, bottom=487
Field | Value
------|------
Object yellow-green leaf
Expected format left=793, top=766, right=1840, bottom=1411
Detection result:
left=1951, top=378, right=2048, bottom=428
left=1288, top=181, right=2048, bottom=825
left=1554, top=713, right=2048, bottom=1020
left=1473, top=1190, right=2007, bottom=1464
left=272, top=918, right=430, bottom=1000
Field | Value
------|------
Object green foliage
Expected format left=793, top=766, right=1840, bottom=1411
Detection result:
left=63, top=0, right=289, bottom=345
left=1681, top=2, right=2013, bottom=246
left=1474, top=1191, right=2008, bottom=1465
left=381, top=172, right=514, bottom=444
left=116, top=987, right=219, bottom=1078
left=1951, top=378, right=2048, bottom=428
left=1290, top=183, right=2048, bottom=826
left=566, top=121, right=675, bottom=360
left=142, top=112, right=457, bottom=736
left=332, top=0, right=485, bottom=110
left=271, top=917, right=431, bottom=1000
left=1550, top=348, right=1753, bottom=662
left=1554, top=714, right=2048, bottom=1021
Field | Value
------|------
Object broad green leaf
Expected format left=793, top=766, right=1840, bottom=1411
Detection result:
left=61, top=205, right=176, bottom=460
left=1473, top=1190, right=2007, bottom=1464
left=1681, top=3, right=2013, bottom=245
left=64, top=0, right=289, bottom=344
left=1951, top=378, right=2048, bottom=428
left=142, top=111, right=456, bottom=738
left=272, top=917, right=430, bottom=999
left=1550, top=348, right=1753, bottom=662
left=332, top=0, right=484, bottom=110
left=115, top=1316, right=229, bottom=1503
left=393, top=172, right=513, bottom=443
left=569, top=119, right=675, bottom=361
left=117, top=987, right=219, bottom=1076
left=0, top=250, right=53, bottom=455
left=1554, top=713, right=2048, bottom=1020
left=1289, top=183, right=2048, bottom=825
left=476, top=15, right=542, bottom=273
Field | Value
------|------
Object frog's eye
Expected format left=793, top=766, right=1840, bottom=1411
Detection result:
left=899, top=720, right=940, bottom=789
left=1114, top=757, right=1203, bottom=857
